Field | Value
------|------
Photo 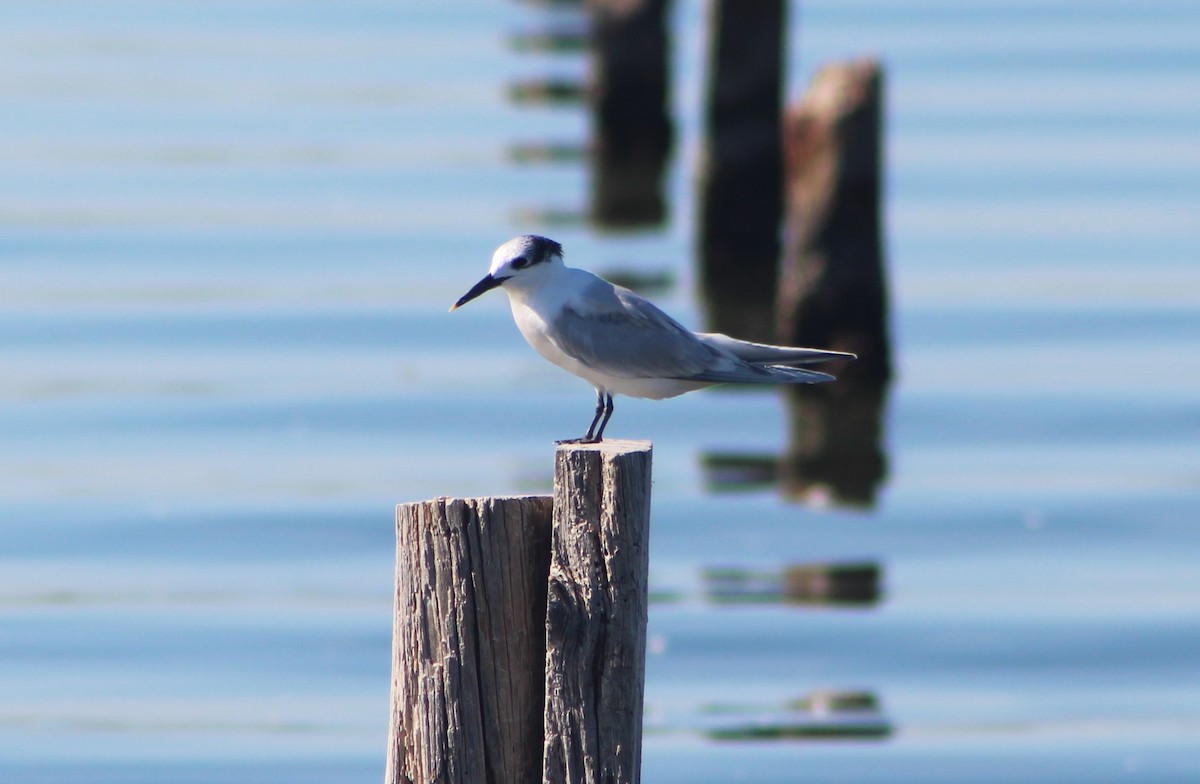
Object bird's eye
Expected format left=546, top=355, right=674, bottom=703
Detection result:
left=511, top=256, right=529, bottom=270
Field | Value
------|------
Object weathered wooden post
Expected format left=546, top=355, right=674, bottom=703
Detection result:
left=386, top=441, right=653, bottom=784
left=387, top=496, right=553, bottom=784
left=543, top=440, right=652, bottom=784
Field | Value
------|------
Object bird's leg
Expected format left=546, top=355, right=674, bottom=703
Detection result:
left=591, top=393, right=615, bottom=441
left=556, top=390, right=608, bottom=445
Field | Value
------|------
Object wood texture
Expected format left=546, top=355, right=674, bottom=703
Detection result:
left=543, top=440, right=653, bottom=784
left=387, top=495, right=553, bottom=784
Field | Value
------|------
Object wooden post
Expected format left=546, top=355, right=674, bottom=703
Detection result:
left=386, top=442, right=653, bottom=784
left=698, top=0, right=787, bottom=342
left=543, top=440, right=653, bottom=784
left=387, top=495, right=553, bottom=784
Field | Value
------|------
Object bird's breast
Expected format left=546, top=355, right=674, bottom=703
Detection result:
left=509, top=297, right=584, bottom=374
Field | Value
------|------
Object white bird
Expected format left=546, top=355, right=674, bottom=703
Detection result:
left=450, top=235, right=855, bottom=443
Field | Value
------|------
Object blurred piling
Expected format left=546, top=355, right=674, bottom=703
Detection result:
left=778, top=58, right=891, bottom=381
left=385, top=441, right=653, bottom=784
left=507, top=0, right=673, bottom=229
left=705, top=689, right=892, bottom=741
left=587, top=0, right=673, bottom=227
left=778, top=59, right=892, bottom=507
left=698, top=0, right=787, bottom=341
left=702, top=561, right=882, bottom=607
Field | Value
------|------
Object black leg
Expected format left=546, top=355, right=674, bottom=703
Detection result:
left=557, top=390, right=608, bottom=445
left=585, top=390, right=607, bottom=440
left=592, top=394, right=615, bottom=441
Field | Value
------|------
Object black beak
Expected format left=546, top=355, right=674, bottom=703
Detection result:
left=449, top=273, right=504, bottom=311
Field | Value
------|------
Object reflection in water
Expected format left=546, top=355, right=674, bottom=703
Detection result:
left=600, top=269, right=675, bottom=297
left=782, top=379, right=890, bottom=507
left=703, top=690, right=892, bottom=741
left=507, top=78, right=587, bottom=106
left=700, top=451, right=777, bottom=491
left=508, top=142, right=587, bottom=165
left=701, top=377, right=890, bottom=508
left=508, top=0, right=673, bottom=228
left=702, top=562, right=882, bottom=607
left=508, top=23, right=587, bottom=55
left=587, top=0, right=673, bottom=227
left=509, top=206, right=587, bottom=227
left=698, top=2, right=788, bottom=343
left=657, top=565, right=890, bottom=742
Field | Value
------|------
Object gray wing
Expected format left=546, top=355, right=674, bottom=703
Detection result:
left=548, top=282, right=726, bottom=380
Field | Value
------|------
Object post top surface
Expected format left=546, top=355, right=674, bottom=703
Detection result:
left=554, top=439, right=652, bottom=455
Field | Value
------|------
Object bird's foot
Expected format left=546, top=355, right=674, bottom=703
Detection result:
left=556, top=436, right=602, bottom=445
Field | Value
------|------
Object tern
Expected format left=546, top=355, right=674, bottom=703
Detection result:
left=450, top=235, right=855, bottom=443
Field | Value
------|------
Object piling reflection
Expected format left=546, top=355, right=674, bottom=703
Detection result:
left=701, top=376, right=890, bottom=508
left=507, top=142, right=586, bottom=165
left=508, top=0, right=673, bottom=229
left=507, top=78, right=587, bottom=106
left=702, top=690, right=892, bottom=741
left=697, top=1, right=788, bottom=343
left=701, top=562, right=882, bottom=607
left=781, top=380, right=890, bottom=507
left=508, top=24, right=586, bottom=55
left=587, top=0, right=673, bottom=228
left=654, top=563, right=891, bottom=742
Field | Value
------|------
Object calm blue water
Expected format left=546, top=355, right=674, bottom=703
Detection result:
left=3, top=1, right=1199, bottom=781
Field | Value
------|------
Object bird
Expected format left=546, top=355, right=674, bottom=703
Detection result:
left=449, top=235, right=855, bottom=444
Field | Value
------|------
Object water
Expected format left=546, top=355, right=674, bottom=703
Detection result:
left=3, top=1, right=1199, bottom=781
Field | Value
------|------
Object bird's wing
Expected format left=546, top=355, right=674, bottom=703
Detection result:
left=548, top=282, right=725, bottom=380
left=685, top=365, right=836, bottom=385
left=696, top=333, right=856, bottom=366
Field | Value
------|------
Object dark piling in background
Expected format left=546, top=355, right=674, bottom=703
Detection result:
left=698, top=0, right=787, bottom=342
left=587, top=0, right=673, bottom=228
left=778, top=58, right=891, bottom=381
left=778, top=59, right=892, bottom=507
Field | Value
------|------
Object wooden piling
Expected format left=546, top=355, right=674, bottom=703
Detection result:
left=587, top=0, right=673, bottom=227
left=387, top=441, right=653, bottom=784
left=543, top=440, right=653, bottom=784
left=698, top=0, right=787, bottom=342
left=778, top=58, right=891, bottom=382
left=777, top=59, right=892, bottom=508
left=387, top=495, right=553, bottom=784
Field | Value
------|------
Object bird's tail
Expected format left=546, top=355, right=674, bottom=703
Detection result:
left=696, top=333, right=856, bottom=366
left=683, top=364, right=837, bottom=385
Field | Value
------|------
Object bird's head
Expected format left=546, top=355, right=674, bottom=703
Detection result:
left=449, top=235, right=565, bottom=311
